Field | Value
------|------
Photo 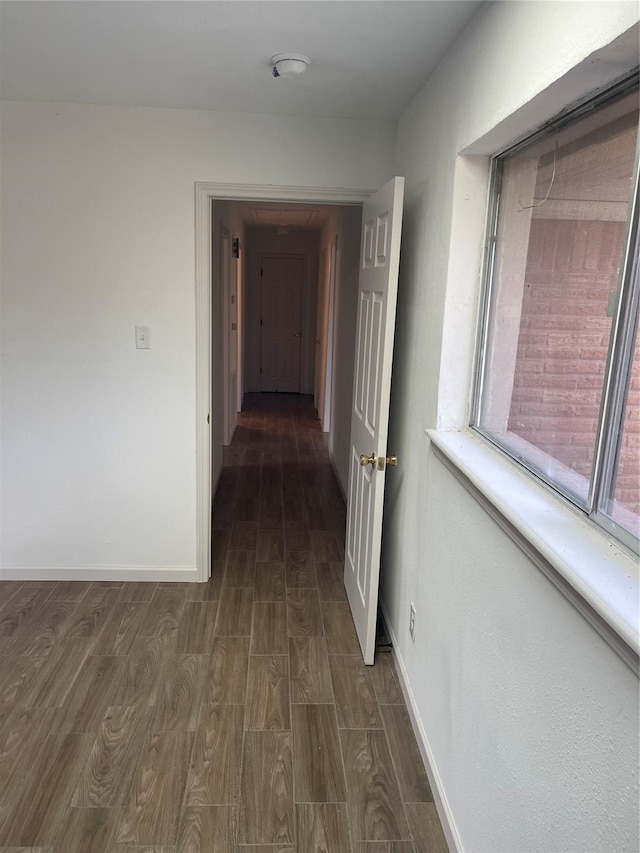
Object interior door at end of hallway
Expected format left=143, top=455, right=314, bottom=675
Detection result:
left=260, top=256, right=303, bottom=393
left=344, top=176, right=405, bottom=665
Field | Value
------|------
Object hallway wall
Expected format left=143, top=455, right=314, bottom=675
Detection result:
left=212, top=200, right=246, bottom=488
left=382, top=3, right=640, bottom=850
left=320, top=206, right=363, bottom=496
left=0, top=102, right=393, bottom=577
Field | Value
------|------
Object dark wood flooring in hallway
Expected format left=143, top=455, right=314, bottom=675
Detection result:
left=0, top=393, right=448, bottom=852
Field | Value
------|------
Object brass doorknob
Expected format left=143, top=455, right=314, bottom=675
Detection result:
left=359, top=452, right=376, bottom=467
left=385, top=456, right=398, bottom=466
left=294, top=331, right=301, bottom=337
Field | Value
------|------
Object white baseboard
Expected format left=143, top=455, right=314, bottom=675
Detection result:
left=379, top=599, right=462, bottom=853
left=0, top=565, right=200, bottom=582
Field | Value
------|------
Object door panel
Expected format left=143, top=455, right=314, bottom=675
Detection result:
left=260, top=256, right=303, bottom=393
left=344, top=177, right=404, bottom=664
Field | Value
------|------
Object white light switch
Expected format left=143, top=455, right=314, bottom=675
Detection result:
left=135, top=325, right=151, bottom=349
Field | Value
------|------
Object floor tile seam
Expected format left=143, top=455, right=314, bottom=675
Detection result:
left=116, top=582, right=159, bottom=603
left=335, top=722, right=385, bottom=731
left=370, top=706, right=421, bottom=845
left=317, top=700, right=348, bottom=807
left=247, top=651, right=288, bottom=657
left=284, top=569, right=298, bottom=853
left=169, top=719, right=200, bottom=850
left=328, top=654, right=385, bottom=730
left=48, top=590, right=92, bottom=605
left=236, top=617, right=255, bottom=844
left=0, top=583, right=26, bottom=616
left=244, top=727, right=291, bottom=733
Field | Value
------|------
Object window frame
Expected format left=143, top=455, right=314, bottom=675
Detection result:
left=470, top=69, right=640, bottom=555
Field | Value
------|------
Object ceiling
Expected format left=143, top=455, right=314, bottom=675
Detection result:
left=0, top=1, right=482, bottom=121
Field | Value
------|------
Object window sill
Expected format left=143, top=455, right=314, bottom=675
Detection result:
left=426, top=428, right=639, bottom=673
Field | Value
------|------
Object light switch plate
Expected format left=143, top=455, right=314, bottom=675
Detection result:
left=135, top=325, right=151, bottom=349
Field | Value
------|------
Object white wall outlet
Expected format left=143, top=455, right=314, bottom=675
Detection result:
left=409, top=602, right=416, bottom=642
left=135, top=325, right=151, bottom=349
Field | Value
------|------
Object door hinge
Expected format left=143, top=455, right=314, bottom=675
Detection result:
left=260, top=267, right=263, bottom=277
left=260, top=367, right=262, bottom=375
left=260, top=317, right=263, bottom=327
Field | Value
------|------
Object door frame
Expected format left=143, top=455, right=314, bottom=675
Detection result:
left=195, top=182, right=373, bottom=582
left=323, top=235, right=339, bottom=433
left=220, top=224, right=233, bottom=446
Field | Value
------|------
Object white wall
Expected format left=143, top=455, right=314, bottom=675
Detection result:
left=382, top=2, right=640, bottom=850
left=243, top=226, right=320, bottom=396
left=0, top=101, right=394, bottom=577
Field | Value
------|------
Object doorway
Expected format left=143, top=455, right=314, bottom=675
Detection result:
left=195, top=183, right=370, bottom=583
left=243, top=223, right=322, bottom=398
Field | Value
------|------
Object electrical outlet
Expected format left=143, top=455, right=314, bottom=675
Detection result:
left=409, top=602, right=416, bottom=642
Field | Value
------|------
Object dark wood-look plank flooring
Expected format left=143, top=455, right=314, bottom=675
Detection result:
left=0, top=393, right=448, bottom=852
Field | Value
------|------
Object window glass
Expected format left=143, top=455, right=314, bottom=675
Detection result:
left=606, top=319, right=640, bottom=539
left=475, top=85, right=639, bottom=543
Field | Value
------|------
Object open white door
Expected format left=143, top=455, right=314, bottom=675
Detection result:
left=344, top=176, right=404, bottom=664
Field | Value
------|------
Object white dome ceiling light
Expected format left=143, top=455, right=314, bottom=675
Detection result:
left=271, top=53, right=311, bottom=79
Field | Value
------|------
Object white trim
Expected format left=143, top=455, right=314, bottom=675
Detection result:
left=194, top=182, right=374, bottom=583
left=195, top=182, right=373, bottom=204
left=323, top=235, right=338, bottom=433
left=220, top=224, right=232, bottom=446
left=0, top=566, right=199, bottom=582
left=427, top=428, right=640, bottom=673
left=195, top=183, right=212, bottom=583
left=379, top=599, right=463, bottom=853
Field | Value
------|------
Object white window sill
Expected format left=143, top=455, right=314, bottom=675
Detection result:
left=426, top=428, right=639, bottom=673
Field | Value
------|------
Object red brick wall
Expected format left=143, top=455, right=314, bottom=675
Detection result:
left=508, top=217, right=639, bottom=516
left=615, top=332, right=640, bottom=512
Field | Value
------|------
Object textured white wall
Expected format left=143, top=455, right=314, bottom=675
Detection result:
left=383, top=2, right=640, bottom=850
left=0, top=101, right=394, bottom=575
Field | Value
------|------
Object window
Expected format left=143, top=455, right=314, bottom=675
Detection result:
left=472, top=74, right=640, bottom=553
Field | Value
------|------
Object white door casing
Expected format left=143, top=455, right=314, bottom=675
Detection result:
left=314, top=248, right=328, bottom=416
left=344, top=176, right=405, bottom=664
left=323, top=236, right=339, bottom=433
left=229, top=248, right=238, bottom=430
left=195, top=183, right=374, bottom=584
left=220, top=225, right=236, bottom=446
left=314, top=238, right=338, bottom=432
left=260, top=256, right=304, bottom=393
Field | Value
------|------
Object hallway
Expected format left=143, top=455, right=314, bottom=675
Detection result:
left=0, top=394, right=447, bottom=851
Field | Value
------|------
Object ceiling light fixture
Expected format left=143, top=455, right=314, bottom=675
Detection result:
left=271, top=53, right=311, bottom=79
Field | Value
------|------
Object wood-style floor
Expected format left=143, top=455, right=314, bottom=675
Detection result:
left=0, top=393, right=448, bottom=852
